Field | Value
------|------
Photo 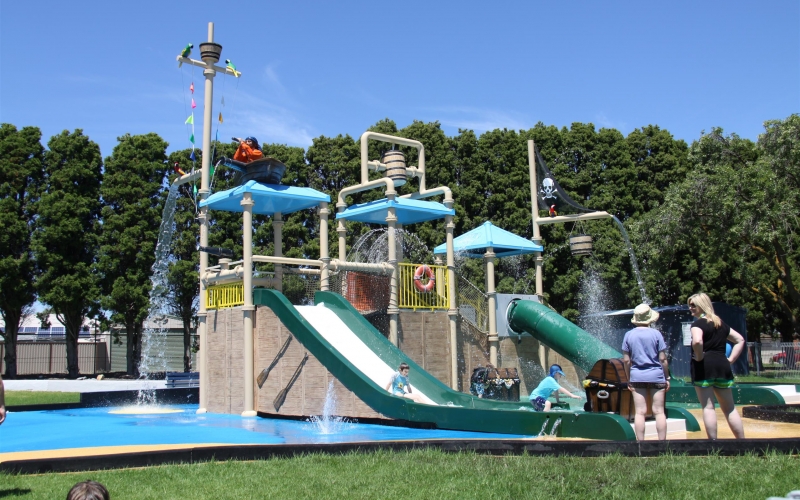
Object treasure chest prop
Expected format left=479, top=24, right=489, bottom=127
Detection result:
left=583, top=358, right=634, bottom=421
left=485, top=367, right=521, bottom=401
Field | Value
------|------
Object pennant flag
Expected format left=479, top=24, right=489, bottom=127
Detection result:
left=190, top=133, right=195, bottom=144
left=221, top=96, right=225, bottom=106
left=191, top=98, right=196, bottom=109
left=190, top=82, right=194, bottom=93
left=185, top=114, right=194, bottom=125
left=190, top=150, right=196, bottom=161
left=193, top=184, right=198, bottom=197
left=218, top=112, right=223, bottom=123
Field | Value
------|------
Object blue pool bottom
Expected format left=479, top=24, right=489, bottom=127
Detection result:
left=0, top=405, right=532, bottom=454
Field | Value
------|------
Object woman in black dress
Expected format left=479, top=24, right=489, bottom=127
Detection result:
left=689, top=293, right=745, bottom=439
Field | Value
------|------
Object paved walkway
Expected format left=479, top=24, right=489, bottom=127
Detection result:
left=3, top=379, right=167, bottom=393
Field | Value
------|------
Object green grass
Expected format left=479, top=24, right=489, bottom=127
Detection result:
left=1, top=449, right=798, bottom=500
left=4, top=391, right=80, bottom=406
left=734, top=374, right=800, bottom=384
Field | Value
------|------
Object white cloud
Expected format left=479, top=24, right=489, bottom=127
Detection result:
left=424, top=106, right=530, bottom=133
left=594, top=113, right=629, bottom=133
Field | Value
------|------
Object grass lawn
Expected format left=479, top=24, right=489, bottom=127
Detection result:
left=734, top=374, right=800, bottom=384
left=1, top=449, right=798, bottom=500
left=4, top=391, right=80, bottom=406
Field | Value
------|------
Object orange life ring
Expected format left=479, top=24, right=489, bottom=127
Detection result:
left=413, top=265, right=435, bottom=293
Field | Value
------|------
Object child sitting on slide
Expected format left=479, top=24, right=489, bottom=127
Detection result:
left=385, top=363, right=423, bottom=403
left=528, top=364, right=581, bottom=411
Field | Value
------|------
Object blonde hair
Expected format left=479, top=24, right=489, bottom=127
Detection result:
left=688, top=293, right=721, bottom=328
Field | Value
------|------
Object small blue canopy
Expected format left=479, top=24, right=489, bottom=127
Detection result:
left=337, top=197, right=455, bottom=225
left=200, top=180, right=330, bottom=215
left=433, top=221, right=543, bottom=258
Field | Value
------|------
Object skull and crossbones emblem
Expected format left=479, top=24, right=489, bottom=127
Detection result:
left=539, top=176, right=557, bottom=200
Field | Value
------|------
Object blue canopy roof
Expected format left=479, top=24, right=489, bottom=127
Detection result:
left=337, top=197, right=455, bottom=225
left=199, top=180, right=330, bottom=215
left=433, top=221, right=543, bottom=258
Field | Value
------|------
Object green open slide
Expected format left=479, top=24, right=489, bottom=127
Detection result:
left=506, top=299, right=787, bottom=406
left=253, top=288, right=639, bottom=440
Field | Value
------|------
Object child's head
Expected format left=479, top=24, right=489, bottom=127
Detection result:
left=549, top=364, right=566, bottom=379
left=398, top=363, right=410, bottom=374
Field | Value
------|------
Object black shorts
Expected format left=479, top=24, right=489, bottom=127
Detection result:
left=629, top=381, right=667, bottom=390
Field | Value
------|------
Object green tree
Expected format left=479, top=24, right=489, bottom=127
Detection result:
left=0, top=124, right=44, bottom=378
left=166, top=148, right=200, bottom=371
left=32, top=130, right=103, bottom=378
left=98, top=133, right=169, bottom=375
left=634, top=117, right=800, bottom=340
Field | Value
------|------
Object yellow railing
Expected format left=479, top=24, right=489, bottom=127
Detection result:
left=398, top=263, right=449, bottom=310
left=206, top=283, right=245, bottom=310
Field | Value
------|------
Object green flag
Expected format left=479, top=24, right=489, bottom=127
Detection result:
left=185, top=114, right=194, bottom=125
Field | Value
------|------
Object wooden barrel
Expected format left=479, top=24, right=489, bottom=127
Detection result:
left=569, top=234, right=593, bottom=256
left=382, top=150, right=407, bottom=187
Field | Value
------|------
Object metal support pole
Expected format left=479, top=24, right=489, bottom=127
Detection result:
left=196, top=23, right=216, bottom=415
left=241, top=193, right=256, bottom=417
left=273, top=212, right=284, bottom=293
left=445, top=204, right=459, bottom=390
left=528, top=140, right=543, bottom=300
left=387, top=193, right=399, bottom=346
left=485, top=248, right=498, bottom=367
left=319, top=202, right=330, bottom=291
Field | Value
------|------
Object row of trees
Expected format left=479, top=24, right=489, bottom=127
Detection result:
left=1, top=115, right=797, bottom=378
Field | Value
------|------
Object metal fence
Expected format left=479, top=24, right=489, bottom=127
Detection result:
left=748, top=342, right=800, bottom=378
left=456, top=275, right=488, bottom=332
left=0, top=342, right=110, bottom=375
left=109, top=332, right=198, bottom=373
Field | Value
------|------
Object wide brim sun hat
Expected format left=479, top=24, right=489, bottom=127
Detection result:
left=631, top=304, right=659, bottom=326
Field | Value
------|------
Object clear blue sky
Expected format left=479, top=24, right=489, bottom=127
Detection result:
left=1, top=1, right=798, bottom=159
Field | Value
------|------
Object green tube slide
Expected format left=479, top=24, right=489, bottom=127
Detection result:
left=506, top=299, right=786, bottom=406
left=253, top=288, right=638, bottom=441
left=506, top=299, right=621, bottom=373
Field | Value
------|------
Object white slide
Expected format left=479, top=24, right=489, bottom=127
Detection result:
left=296, top=304, right=437, bottom=406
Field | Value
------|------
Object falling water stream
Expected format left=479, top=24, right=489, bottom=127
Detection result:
left=137, top=183, right=181, bottom=405
left=610, top=215, right=650, bottom=305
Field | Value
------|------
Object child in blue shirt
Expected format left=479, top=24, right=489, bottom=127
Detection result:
left=385, top=362, right=423, bottom=403
left=529, top=364, right=581, bottom=411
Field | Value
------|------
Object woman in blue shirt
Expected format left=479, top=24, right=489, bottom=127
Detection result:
left=622, top=303, right=670, bottom=441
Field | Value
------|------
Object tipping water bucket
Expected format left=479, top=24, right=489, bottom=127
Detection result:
left=569, top=234, right=593, bottom=256
left=381, top=150, right=407, bottom=187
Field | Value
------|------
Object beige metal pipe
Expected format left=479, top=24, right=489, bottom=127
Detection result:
left=337, top=177, right=397, bottom=207
left=386, top=192, right=399, bottom=346
left=319, top=202, right=330, bottom=291
left=444, top=201, right=458, bottom=390
left=485, top=248, right=498, bottom=367
left=241, top=193, right=256, bottom=417
left=196, top=22, right=215, bottom=416
left=171, top=169, right=202, bottom=187
left=528, top=140, right=544, bottom=300
left=400, top=185, right=453, bottom=202
left=252, top=255, right=323, bottom=267
left=536, top=211, right=612, bottom=225
left=359, top=131, right=426, bottom=191
left=328, top=260, right=393, bottom=275
left=273, top=212, right=284, bottom=293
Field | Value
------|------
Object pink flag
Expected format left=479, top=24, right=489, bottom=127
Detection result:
left=191, top=98, right=196, bottom=109
left=190, top=82, right=194, bottom=93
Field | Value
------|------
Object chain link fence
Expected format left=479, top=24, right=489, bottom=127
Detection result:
left=748, top=342, right=800, bottom=378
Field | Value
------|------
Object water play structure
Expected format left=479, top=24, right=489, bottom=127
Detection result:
left=68, top=23, right=797, bottom=446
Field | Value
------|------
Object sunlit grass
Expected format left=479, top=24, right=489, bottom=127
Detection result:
left=1, top=449, right=798, bottom=500
left=5, top=391, right=80, bottom=406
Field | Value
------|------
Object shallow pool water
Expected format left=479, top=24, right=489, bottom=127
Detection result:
left=0, top=405, right=531, bottom=453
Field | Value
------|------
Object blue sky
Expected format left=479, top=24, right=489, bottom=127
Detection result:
left=1, top=1, right=798, bottom=159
